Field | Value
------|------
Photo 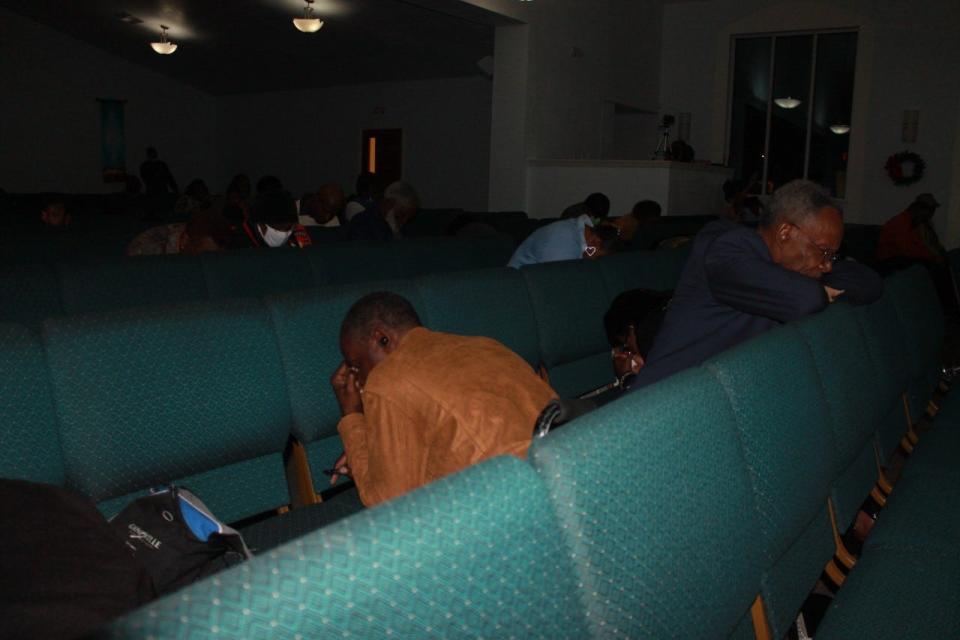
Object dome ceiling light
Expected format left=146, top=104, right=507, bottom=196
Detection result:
left=293, top=0, right=324, bottom=33
left=150, top=25, right=178, bottom=54
left=773, top=96, right=801, bottom=109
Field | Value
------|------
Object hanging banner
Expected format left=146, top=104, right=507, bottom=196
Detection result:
left=99, top=98, right=127, bottom=182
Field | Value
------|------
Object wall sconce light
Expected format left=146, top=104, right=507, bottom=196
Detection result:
left=293, top=0, right=324, bottom=33
left=902, top=110, right=919, bottom=143
left=829, top=124, right=850, bottom=135
left=678, top=112, right=692, bottom=141
left=150, top=25, right=177, bottom=55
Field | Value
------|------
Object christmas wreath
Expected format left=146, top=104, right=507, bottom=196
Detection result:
left=884, top=150, right=926, bottom=186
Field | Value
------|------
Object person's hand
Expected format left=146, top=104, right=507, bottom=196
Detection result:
left=824, top=285, right=845, bottom=303
left=331, top=362, right=363, bottom=416
left=612, top=346, right=644, bottom=379
left=329, top=452, right=351, bottom=485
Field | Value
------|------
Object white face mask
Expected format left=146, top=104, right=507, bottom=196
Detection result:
left=261, top=224, right=293, bottom=248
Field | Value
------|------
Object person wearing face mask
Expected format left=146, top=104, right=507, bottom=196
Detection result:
left=507, top=214, right=623, bottom=269
left=626, top=179, right=883, bottom=392
left=327, top=292, right=557, bottom=507
left=242, top=188, right=312, bottom=249
left=344, top=181, right=419, bottom=242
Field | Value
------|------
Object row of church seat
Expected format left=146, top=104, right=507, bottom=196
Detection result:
left=0, top=234, right=519, bottom=329
left=96, top=265, right=957, bottom=638
left=0, top=248, right=688, bottom=551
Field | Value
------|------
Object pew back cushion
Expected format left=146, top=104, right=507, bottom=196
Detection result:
left=44, top=299, right=292, bottom=523
left=529, top=368, right=763, bottom=638
left=108, top=456, right=591, bottom=640
left=0, top=323, right=65, bottom=485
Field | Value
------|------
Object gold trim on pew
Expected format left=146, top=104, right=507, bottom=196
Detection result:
left=827, top=498, right=857, bottom=570
left=284, top=437, right=322, bottom=507
left=750, top=595, right=773, bottom=640
left=902, top=395, right=921, bottom=445
left=824, top=558, right=847, bottom=587
left=873, top=442, right=895, bottom=496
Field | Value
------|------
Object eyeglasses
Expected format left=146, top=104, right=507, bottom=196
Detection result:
left=792, top=225, right=839, bottom=264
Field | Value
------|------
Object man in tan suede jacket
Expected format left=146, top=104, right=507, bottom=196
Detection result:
left=328, top=292, right=557, bottom=507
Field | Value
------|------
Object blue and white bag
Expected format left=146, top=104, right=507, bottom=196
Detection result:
left=110, top=485, right=251, bottom=595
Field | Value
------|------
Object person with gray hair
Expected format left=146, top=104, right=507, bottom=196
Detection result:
left=345, top=180, right=420, bottom=241
left=624, top=178, right=882, bottom=391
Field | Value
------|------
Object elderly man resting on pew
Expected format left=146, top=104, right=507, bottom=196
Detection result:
left=628, top=179, right=883, bottom=391
left=328, top=292, right=557, bottom=507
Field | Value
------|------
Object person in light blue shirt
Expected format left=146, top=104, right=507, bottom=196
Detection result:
left=508, top=215, right=621, bottom=268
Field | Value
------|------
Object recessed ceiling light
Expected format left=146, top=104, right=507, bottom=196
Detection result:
left=293, top=0, right=324, bottom=33
left=150, top=25, right=178, bottom=55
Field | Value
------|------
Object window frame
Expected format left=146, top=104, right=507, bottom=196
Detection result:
left=725, top=27, right=859, bottom=196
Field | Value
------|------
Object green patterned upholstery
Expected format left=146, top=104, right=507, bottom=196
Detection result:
left=0, top=323, right=65, bottom=486
left=58, top=254, right=208, bottom=316
left=107, top=456, right=591, bottom=640
left=265, top=281, right=425, bottom=488
left=817, top=548, right=960, bottom=639
left=862, top=472, right=960, bottom=557
left=521, top=260, right=613, bottom=397
left=529, top=368, right=763, bottom=638
left=392, top=234, right=517, bottom=277
left=417, top=267, right=542, bottom=368
left=44, top=299, right=292, bottom=522
left=0, top=263, right=63, bottom=329
left=885, top=267, right=944, bottom=419
left=795, top=303, right=884, bottom=527
left=901, top=426, right=960, bottom=480
left=201, top=248, right=320, bottom=300
left=853, top=291, right=912, bottom=460
left=596, top=247, right=689, bottom=296
left=705, top=325, right=837, bottom=638
left=311, top=242, right=405, bottom=284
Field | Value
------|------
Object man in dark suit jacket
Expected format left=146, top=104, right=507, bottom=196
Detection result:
left=628, top=179, right=882, bottom=391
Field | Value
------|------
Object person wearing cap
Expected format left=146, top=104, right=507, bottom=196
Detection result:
left=242, top=186, right=312, bottom=249
left=877, top=193, right=945, bottom=265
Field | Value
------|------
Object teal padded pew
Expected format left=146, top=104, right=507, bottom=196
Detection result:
left=0, top=323, right=65, bottom=486
left=58, top=254, right=208, bottom=317
left=0, top=263, right=63, bottom=328
left=43, top=300, right=293, bottom=530
left=705, top=324, right=838, bottom=639
left=795, top=303, right=887, bottom=535
left=521, top=250, right=690, bottom=398
left=528, top=368, right=765, bottom=638
left=885, top=266, right=946, bottom=422
left=852, top=289, right=915, bottom=462
left=416, top=267, right=542, bottom=368
left=521, top=260, right=618, bottom=397
left=265, top=280, right=425, bottom=491
left=106, top=456, right=591, bottom=640
left=200, top=248, right=324, bottom=300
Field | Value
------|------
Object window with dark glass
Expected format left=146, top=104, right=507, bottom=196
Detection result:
left=727, top=31, right=857, bottom=198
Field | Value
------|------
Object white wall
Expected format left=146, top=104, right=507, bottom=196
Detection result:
left=216, top=77, right=492, bottom=210
left=659, top=0, right=960, bottom=245
left=0, top=8, right=217, bottom=194
left=486, top=0, right=665, bottom=210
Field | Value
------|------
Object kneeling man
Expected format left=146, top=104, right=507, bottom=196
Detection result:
left=330, top=292, right=557, bottom=507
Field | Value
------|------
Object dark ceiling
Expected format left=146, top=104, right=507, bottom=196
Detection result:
left=0, top=0, right=497, bottom=95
